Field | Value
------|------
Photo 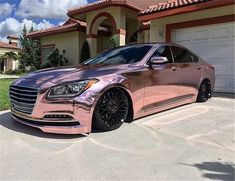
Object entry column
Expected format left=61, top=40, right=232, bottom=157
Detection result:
left=113, top=29, right=126, bottom=46
left=86, top=35, right=97, bottom=58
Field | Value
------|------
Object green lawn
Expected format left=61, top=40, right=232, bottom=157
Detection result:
left=0, top=79, right=15, bottom=111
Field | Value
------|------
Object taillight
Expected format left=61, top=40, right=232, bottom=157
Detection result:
left=208, top=64, right=214, bottom=71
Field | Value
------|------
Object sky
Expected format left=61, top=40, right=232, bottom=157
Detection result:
left=0, top=0, right=97, bottom=42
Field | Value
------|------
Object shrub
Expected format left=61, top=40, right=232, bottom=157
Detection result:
left=108, top=37, right=117, bottom=49
left=4, top=69, right=23, bottom=75
left=27, top=66, right=37, bottom=72
left=41, top=61, right=51, bottom=69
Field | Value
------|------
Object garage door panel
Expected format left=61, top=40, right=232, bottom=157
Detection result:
left=215, top=79, right=226, bottom=90
left=208, top=59, right=234, bottom=76
left=175, top=31, right=192, bottom=42
left=209, top=44, right=231, bottom=58
left=212, top=28, right=230, bottom=38
left=173, top=22, right=235, bottom=93
left=213, top=64, right=227, bottom=75
left=193, top=30, right=209, bottom=40
left=215, top=77, right=234, bottom=93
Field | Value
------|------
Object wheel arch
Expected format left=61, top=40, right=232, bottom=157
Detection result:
left=91, top=83, right=134, bottom=126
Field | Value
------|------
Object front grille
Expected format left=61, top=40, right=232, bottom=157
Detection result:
left=10, top=85, right=38, bottom=115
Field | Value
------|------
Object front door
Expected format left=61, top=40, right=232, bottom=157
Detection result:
left=143, top=46, right=181, bottom=111
left=0, top=59, right=4, bottom=71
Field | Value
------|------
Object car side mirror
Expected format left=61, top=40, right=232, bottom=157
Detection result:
left=149, top=56, right=168, bottom=65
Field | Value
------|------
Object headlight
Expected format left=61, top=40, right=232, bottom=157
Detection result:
left=47, top=79, right=98, bottom=98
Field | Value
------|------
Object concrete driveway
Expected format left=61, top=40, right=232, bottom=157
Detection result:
left=0, top=96, right=234, bottom=180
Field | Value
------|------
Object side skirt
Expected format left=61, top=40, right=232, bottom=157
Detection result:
left=134, top=94, right=196, bottom=120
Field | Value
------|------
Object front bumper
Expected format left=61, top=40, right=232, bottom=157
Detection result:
left=9, top=80, right=107, bottom=135
left=11, top=109, right=90, bottom=134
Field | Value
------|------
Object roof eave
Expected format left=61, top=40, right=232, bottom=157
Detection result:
left=0, top=46, right=21, bottom=50
left=67, top=1, right=142, bottom=18
left=27, top=26, right=85, bottom=39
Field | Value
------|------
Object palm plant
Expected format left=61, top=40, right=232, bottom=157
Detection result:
left=1, top=51, right=19, bottom=61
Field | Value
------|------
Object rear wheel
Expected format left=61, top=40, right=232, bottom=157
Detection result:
left=93, top=88, right=130, bottom=131
left=197, top=80, right=211, bottom=102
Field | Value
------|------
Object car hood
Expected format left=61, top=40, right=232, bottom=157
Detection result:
left=13, top=64, right=129, bottom=89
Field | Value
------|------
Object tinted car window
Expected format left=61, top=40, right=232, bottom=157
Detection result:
left=171, top=46, right=194, bottom=63
left=83, top=45, right=152, bottom=65
left=150, top=46, right=173, bottom=63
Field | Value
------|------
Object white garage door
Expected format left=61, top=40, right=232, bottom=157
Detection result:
left=172, top=22, right=235, bottom=93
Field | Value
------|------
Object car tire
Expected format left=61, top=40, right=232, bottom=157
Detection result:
left=197, top=80, right=211, bottom=102
left=93, top=88, right=130, bottom=131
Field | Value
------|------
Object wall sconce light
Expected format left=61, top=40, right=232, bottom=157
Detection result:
left=157, top=29, right=163, bottom=40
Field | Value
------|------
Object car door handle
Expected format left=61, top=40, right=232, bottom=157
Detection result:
left=171, top=66, right=179, bottom=71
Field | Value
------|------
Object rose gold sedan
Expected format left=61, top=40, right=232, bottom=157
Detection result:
left=10, top=43, right=215, bottom=134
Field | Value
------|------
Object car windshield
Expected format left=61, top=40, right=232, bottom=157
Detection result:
left=83, top=45, right=152, bottom=65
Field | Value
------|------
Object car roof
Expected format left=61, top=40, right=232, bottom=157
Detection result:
left=124, top=42, right=182, bottom=47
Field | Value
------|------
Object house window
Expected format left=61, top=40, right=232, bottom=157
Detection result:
left=41, top=45, right=55, bottom=62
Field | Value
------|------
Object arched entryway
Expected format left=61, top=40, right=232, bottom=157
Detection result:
left=89, top=12, right=118, bottom=54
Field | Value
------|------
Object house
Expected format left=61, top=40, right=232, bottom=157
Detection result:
left=27, top=0, right=235, bottom=93
left=0, top=35, right=20, bottom=72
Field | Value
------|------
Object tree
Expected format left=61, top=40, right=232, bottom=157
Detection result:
left=18, top=25, right=41, bottom=72
left=80, top=41, right=90, bottom=63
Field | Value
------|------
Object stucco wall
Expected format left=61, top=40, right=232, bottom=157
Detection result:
left=40, top=31, right=85, bottom=65
left=137, top=30, right=150, bottom=43
left=150, top=5, right=235, bottom=42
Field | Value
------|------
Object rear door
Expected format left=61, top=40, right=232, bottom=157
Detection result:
left=171, top=46, right=203, bottom=97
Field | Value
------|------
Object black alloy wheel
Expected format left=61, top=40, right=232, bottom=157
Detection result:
left=93, top=88, right=130, bottom=131
left=197, top=81, right=211, bottom=102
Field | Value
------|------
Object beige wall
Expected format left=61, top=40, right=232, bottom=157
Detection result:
left=150, top=5, right=235, bottom=42
left=40, top=31, right=86, bottom=65
left=137, top=30, right=150, bottom=43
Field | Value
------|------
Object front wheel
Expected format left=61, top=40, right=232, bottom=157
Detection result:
left=197, top=80, right=211, bottom=102
left=93, top=88, right=130, bottom=131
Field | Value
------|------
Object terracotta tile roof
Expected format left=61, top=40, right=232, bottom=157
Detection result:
left=0, top=41, right=20, bottom=50
left=140, top=0, right=213, bottom=15
left=127, top=0, right=169, bottom=9
left=27, top=19, right=86, bottom=38
left=68, top=0, right=167, bottom=16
